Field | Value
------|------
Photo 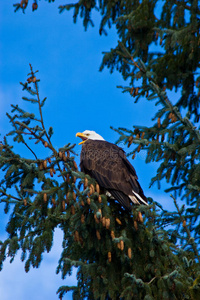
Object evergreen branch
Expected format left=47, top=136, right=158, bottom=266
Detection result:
left=0, top=190, right=22, bottom=202
left=119, top=43, right=174, bottom=112
left=15, top=121, right=48, bottom=146
left=29, top=64, right=51, bottom=145
left=14, top=120, right=65, bottom=181
left=15, top=131, right=32, bottom=135
left=128, top=55, right=173, bottom=111
left=27, top=64, right=67, bottom=183
left=171, top=194, right=200, bottom=263
left=130, top=56, right=143, bottom=73
left=125, top=50, right=200, bottom=143
left=119, top=42, right=145, bottom=73
left=6, top=112, right=38, bottom=160
left=174, top=0, right=200, bottom=14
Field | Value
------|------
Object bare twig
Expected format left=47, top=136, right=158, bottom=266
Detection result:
left=147, top=276, right=156, bottom=285
left=130, top=56, right=143, bottom=73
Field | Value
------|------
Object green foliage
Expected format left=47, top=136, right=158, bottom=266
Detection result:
left=58, top=0, right=200, bottom=119
left=110, top=43, right=200, bottom=257
left=189, top=275, right=200, bottom=300
left=7, top=0, right=200, bottom=298
left=0, top=66, right=200, bottom=299
left=0, top=66, right=200, bottom=300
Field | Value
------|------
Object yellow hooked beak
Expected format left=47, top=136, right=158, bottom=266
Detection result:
left=76, top=132, right=88, bottom=145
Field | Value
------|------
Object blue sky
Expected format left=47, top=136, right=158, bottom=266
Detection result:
left=0, top=2, right=175, bottom=299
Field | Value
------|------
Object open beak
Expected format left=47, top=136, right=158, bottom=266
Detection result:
left=76, top=132, right=88, bottom=145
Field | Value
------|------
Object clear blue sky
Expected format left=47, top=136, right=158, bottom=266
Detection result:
left=0, top=2, right=174, bottom=299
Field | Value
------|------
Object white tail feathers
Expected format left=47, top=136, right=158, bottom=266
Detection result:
left=106, top=191, right=114, bottom=198
left=130, top=191, right=149, bottom=206
left=106, top=190, right=148, bottom=206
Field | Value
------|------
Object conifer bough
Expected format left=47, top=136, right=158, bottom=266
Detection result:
left=0, top=65, right=200, bottom=299
left=6, top=0, right=200, bottom=297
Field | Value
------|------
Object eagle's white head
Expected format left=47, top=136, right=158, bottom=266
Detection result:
left=76, top=130, right=105, bottom=145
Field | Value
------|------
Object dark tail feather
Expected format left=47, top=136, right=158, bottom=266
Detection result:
left=107, top=189, right=132, bottom=211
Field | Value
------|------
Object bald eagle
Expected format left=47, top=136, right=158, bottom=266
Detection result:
left=76, top=130, right=148, bottom=211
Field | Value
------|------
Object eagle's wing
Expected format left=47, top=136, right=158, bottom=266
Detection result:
left=80, top=140, right=147, bottom=210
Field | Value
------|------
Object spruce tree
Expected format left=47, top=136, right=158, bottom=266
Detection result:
left=1, top=0, right=200, bottom=298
